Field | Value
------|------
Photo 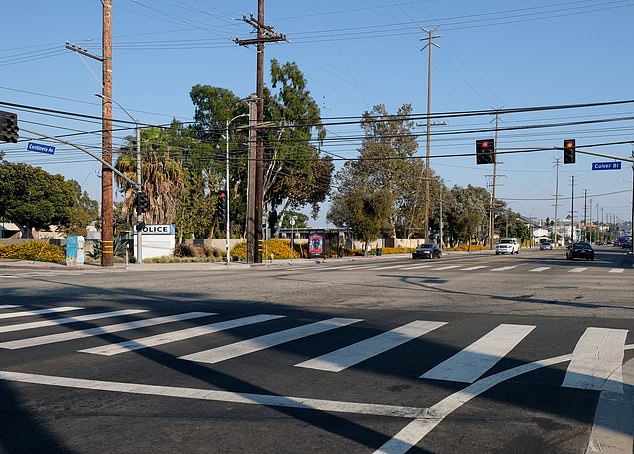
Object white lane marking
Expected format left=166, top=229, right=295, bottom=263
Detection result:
left=460, top=266, right=488, bottom=271
left=0, top=306, right=81, bottom=320
left=563, top=327, right=628, bottom=393
left=375, top=264, right=414, bottom=270
left=399, top=264, right=433, bottom=271
left=0, top=309, right=148, bottom=334
left=609, top=268, right=625, bottom=273
left=0, top=370, right=426, bottom=419
left=490, top=265, right=518, bottom=272
left=529, top=267, right=551, bottom=272
left=569, top=267, right=588, bottom=273
left=375, top=345, right=634, bottom=454
left=585, top=357, right=634, bottom=454
left=79, top=314, right=284, bottom=356
left=296, top=321, right=447, bottom=372
left=0, top=305, right=19, bottom=309
left=180, top=317, right=362, bottom=365
left=420, top=324, right=535, bottom=383
left=0, top=275, right=19, bottom=279
left=0, top=312, right=214, bottom=350
left=433, top=265, right=462, bottom=271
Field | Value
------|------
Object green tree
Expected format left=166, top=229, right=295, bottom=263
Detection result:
left=0, top=162, right=75, bottom=238
left=279, top=211, right=309, bottom=229
left=444, top=185, right=490, bottom=246
left=65, top=180, right=99, bottom=237
left=264, top=59, right=333, bottom=221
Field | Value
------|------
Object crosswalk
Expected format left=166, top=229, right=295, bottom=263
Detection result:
left=283, top=261, right=629, bottom=275
left=0, top=305, right=630, bottom=393
left=0, top=269, right=121, bottom=279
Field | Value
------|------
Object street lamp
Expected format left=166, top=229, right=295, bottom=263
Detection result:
left=226, top=114, right=249, bottom=265
left=95, top=93, right=143, bottom=264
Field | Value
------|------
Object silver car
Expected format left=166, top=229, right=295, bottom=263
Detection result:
left=540, top=242, right=553, bottom=250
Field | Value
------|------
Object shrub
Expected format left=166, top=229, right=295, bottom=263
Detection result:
left=0, top=241, right=65, bottom=263
left=230, top=239, right=309, bottom=260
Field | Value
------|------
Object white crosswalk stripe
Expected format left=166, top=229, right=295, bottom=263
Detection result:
left=569, top=267, right=588, bottom=273
left=529, top=267, right=551, bottom=272
left=296, top=320, right=447, bottom=372
left=0, top=305, right=19, bottom=309
left=180, top=317, right=362, bottom=365
left=0, top=275, right=19, bottom=279
left=0, top=306, right=81, bottom=320
left=400, top=264, right=434, bottom=271
left=420, top=324, right=535, bottom=383
left=460, top=266, right=488, bottom=271
left=0, top=309, right=148, bottom=334
left=79, top=314, right=285, bottom=356
left=491, top=265, right=518, bottom=272
left=562, top=327, right=628, bottom=392
left=433, top=265, right=462, bottom=271
left=0, top=312, right=214, bottom=350
left=608, top=268, right=624, bottom=273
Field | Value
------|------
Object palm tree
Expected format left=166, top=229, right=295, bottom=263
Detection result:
left=115, top=126, right=184, bottom=227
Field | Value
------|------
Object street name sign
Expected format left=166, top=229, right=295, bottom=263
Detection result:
left=592, top=161, right=621, bottom=170
left=27, top=142, right=55, bottom=155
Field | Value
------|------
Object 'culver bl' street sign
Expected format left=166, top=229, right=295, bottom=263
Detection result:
left=592, top=161, right=621, bottom=171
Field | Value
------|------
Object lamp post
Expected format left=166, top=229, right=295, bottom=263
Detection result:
left=226, top=114, right=249, bottom=265
left=95, top=94, right=143, bottom=264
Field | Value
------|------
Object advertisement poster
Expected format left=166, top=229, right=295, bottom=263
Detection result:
left=309, top=234, right=324, bottom=257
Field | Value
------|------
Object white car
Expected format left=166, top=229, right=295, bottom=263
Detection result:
left=495, top=238, right=520, bottom=255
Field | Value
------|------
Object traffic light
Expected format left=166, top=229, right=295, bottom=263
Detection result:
left=0, top=110, right=19, bottom=143
left=136, top=191, right=150, bottom=214
left=563, top=139, right=576, bottom=164
left=217, top=190, right=227, bottom=222
left=476, top=139, right=495, bottom=165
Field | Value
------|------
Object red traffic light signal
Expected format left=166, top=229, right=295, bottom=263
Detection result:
left=563, top=139, right=576, bottom=164
left=476, top=139, right=495, bottom=165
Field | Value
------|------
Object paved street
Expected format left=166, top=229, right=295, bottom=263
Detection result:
left=0, top=247, right=633, bottom=453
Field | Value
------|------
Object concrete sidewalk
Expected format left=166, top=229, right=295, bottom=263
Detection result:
left=0, top=249, right=495, bottom=272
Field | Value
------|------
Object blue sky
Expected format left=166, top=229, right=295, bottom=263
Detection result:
left=1, top=0, right=633, bottom=228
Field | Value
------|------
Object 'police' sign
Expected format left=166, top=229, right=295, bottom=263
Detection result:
left=142, top=224, right=175, bottom=235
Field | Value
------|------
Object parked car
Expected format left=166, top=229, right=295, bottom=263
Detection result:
left=539, top=242, right=553, bottom=250
left=412, top=243, right=442, bottom=259
left=566, top=242, right=595, bottom=261
left=495, top=238, right=520, bottom=255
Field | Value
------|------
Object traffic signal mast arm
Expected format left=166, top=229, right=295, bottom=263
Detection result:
left=20, top=127, right=139, bottom=188
left=563, top=146, right=634, bottom=163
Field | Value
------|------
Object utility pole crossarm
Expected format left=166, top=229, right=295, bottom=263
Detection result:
left=65, top=42, right=103, bottom=62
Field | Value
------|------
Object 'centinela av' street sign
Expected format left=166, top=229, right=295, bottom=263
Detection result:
left=592, top=161, right=621, bottom=170
left=27, top=142, right=55, bottom=155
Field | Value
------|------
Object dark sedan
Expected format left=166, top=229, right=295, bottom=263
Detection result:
left=566, top=242, right=595, bottom=261
left=412, top=243, right=442, bottom=259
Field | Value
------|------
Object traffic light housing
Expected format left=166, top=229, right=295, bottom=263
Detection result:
left=217, top=190, right=227, bottom=222
left=136, top=191, right=150, bottom=214
left=0, top=110, right=19, bottom=143
left=563, top=139, right=576, bottom=164
left=476, top=139, right=495, bottom=165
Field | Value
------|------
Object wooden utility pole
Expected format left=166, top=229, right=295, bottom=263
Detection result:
left=420, top=28, right=440, bottom=244
left=236, top=0, right=286, bottom=263
left=101, top=0, right=113, bottom=266
left=246, top=96, right=257, bottom=264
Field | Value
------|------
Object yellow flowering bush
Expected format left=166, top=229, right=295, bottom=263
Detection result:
left=445, top=244, right=489, bottom=251
left=230, top=239, right=309, bottom=260
left=0, top=241, right=66, bottom=263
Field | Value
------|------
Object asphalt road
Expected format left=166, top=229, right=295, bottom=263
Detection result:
left=0, top=246, right=632, bottom=453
